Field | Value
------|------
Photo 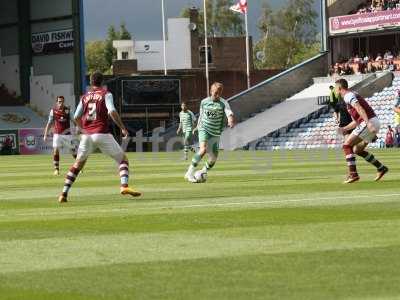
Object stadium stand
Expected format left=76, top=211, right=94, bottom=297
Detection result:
left=253, top=72, right=399, bottom=150
left=219, top=73, right=382, bottom=150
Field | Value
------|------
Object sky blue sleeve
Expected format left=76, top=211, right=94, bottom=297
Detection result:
left=105, top=93, right=116, bottom=113
left=74, top=100, right=83, bottom=119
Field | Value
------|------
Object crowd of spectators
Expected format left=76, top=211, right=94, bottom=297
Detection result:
left=329, top=51, right=398, bottom=76
left=353, top=0, right=400, bottom=14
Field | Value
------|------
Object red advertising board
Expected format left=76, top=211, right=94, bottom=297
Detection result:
left=330, top=9, right=400, bottom=35
left=19, top=128, right=53, bottom=155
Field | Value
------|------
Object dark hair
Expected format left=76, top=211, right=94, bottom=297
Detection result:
left=91, top=71, right=104, bottom=87
left=335, top=78, right=349, bottom=89
left=57, top=96, right=65, bottom=100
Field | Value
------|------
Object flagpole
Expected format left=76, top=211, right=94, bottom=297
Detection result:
left=203, top=0, right=210, bottom=97
left=161, top=0, right=167, bottom=76
left=244, top=9, right=250, bottom=89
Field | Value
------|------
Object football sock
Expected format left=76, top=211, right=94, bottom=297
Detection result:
left=205, top=161, right=215, bottom=171
left=72, top=146, right=78, bottom=159
left=62, top=166, right=80, bottom=196
left=119, top=160, right=129, bottom=188
left=191, top=153, right=201, bottom=167
left=187, top=165, right=196, bottom=176
left=53, top=153, right=60, bottom=170
left=343, top=145, right=358, bottom=176
left=358, top=151, right=384, bottom=171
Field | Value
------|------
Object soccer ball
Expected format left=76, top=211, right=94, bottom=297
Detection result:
left=194, top=170, right=207, bottom=183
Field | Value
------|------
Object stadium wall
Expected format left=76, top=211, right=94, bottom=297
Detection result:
left=0, top=50, right=21, bottom=96
left=0, top=0, right=18, bottom=25
left=0, top=1, right=20, bottom=96
left=30, top=75, right=75, bottom=113
left=227, top=52, right=329, bottom=123
left=28, top=0, right=77, bottom=112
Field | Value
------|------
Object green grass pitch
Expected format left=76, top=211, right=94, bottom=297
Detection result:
left=0, top=149, right=400, bottom=300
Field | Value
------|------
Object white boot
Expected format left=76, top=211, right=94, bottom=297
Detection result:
left=184, top=165, right=196, bottom=180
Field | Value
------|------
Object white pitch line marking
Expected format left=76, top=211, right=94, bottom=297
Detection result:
left=1, top=192, right=399, bottom=219
left=159, top=193, right=400, bottom=209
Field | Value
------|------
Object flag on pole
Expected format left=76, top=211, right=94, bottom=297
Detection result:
left=203, top=0, right=210, bottom=96
left=161, top=0, right=167, bottom=75
left=230, top=0, right=247, bottom=14
left=230, top=0, right=251, bottom=89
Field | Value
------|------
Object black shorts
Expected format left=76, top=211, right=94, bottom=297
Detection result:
left=339, top=123, right=353, bottom=136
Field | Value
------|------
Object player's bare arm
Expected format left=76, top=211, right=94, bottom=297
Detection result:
left=74, top=116, right=83, bottom=131
left=43, top=122, right=53, bottom=142
left=353, top=102, right=377, bottom=133
left=339, top=120, right=357, bottom=134
left=177, top=122, right=182, bottom=135
left=394, top=106, right=400, bottom=114
left=227, top=114, right=235, bottom=128
left=333, top=111, right=339, bottom=124
left=192, top=116, right=200, bottom=133
left=109, top=110, right=128, bottom=137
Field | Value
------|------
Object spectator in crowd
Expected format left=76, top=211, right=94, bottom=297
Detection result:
left=329, top=63, right=342, bottom=77
left=377, top=136, right=386, bottom=148
left=331, top=51, right=398, bottom=76
left=393, top=89, right=400, bottom=128
left=385, top=125, right=395, bottom=148
left=384, top=50, right=394, bottom=60
left=395, top=127, right=400, bottom=147
left=373, top=0, right=385, bottom=11
left=382, top=60, right=390, bottom=70
left=353, top=54, right=362, bottom=63
left=341, top=63, right=354, bottom=75
left=367, top=61, right=376, bottom=73
left=356, top=0, right=400, bottom=13
left=389, top=61, right=396, bottom=71
left=392, top=0, right=399, bottom=9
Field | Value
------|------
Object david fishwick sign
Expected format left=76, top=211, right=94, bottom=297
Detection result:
left=31, top=29, right=74, bottom=54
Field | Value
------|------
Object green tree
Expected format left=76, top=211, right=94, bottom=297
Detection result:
left=181, top=0, right=244, bottom=37
left=85, top=41, right=109, bottom=74
left=104, top=25, right=120, bottom=70
left=255, top=0, right=321, bottom=70
left=86, top=22, right=132, bottom=75
left=119, top=22, right=132, bottom=40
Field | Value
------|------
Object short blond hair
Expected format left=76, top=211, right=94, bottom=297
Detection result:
left=211, top=82, right=223, bottom=91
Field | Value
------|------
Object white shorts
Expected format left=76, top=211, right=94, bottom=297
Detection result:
left=77, top=133, right=124, bottom=162
left=352, top=117, right=381, bottom=143
left=53, top=134, right=77, bottom=151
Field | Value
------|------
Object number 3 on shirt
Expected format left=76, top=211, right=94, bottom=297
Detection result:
left=87, top=102, right=97, bottom=121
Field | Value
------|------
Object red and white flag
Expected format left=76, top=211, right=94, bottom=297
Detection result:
left=230, top=0, right=247, bottom=14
